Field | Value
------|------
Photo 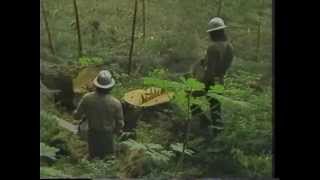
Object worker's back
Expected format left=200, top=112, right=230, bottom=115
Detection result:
left=205, top=41, right=234, bottom=78
left=73, top=70, right=124, bottom=159
left=78, top=92, right=123, bottom=132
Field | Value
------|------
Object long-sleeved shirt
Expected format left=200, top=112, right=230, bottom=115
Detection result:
left=74, top=91, right=124, bottom=132
left=204, top=41, right=234, bottom=82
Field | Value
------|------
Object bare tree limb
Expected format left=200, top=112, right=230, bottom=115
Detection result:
left=41, top=0, right=55, bottom=55
left=142, top=0, right=146, bottom=43
left=73, top=0, right=83, bottom=58
left=128, top=0, right=138, bottom=74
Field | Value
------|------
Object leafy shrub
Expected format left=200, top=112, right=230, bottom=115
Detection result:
left=75, top=159, right=118, bottom=178
left=78, top=56, right=104, bottom=66
left=170, top=143, right=194, bottom=156
left=118, top=139, right=175, bottom=177
left=41, top=0, right=272, bottom=177
left=121, top=139, right=175, bottom=166
left=40, top=110, right=61, bottom=143
left=142, top=69, right=271, bottom=177
left=135, top=121, right=173, bottom=146
left=40, top=110, right=76, bottom=158
left=231, top=148, right=272, bottom=177
left=40, top=166, right=69, bottom=178
left=40, top=142, right=59, bottom=160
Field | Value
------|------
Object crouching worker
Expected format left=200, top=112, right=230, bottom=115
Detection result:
left=73, top=70, right=124, bottom=160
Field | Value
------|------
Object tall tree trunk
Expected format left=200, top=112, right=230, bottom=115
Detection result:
left=237, top=0, right=242, bottom=13
left=73, top=0, right=83, bottom=58
left=256, top=0, right=264, bottom=62
left=256, top=19, right=261, bottom=62
left=41, top=0, right=55, bottom=55
left=142, top=0, right=146, bottom=43
left=217, top=0, right=223, bottom=17
left=128, top=0, right=138, bottom=75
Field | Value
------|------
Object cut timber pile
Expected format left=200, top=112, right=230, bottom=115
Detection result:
left=73, top=66, right=101, bottom=95
left=123, top=87, right=174, bottom=107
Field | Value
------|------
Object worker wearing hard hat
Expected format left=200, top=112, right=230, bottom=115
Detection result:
left=191, top=17, right=234, bottom=137
left=73, top=70, right=124, bottom=159
left=203, top=17, right=234, bottom=87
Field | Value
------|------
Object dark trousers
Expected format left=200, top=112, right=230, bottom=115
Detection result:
left=208, top=96, right=222, bottom=127
left=191, top=79, right=223, bottom=137
left=204, top=78, right=223, bottom=126
left=88, top=129, right=114, bottom=159
left=191, top=96, right=222, bottom=136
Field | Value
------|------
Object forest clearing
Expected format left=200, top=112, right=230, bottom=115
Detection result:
left=40, top=0, right=272, bottom=178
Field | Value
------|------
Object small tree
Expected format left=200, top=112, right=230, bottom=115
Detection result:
left=41, top=0, right=55, bottom=55
left=217, top=0, right=223, bottom=17
left=73, top=0, right=83, bottom=58
left=256, top=0, right=265, bottom=62
left=143, top=74, right=206, bottom=174
left=128, top=0, right=138, bottom=75
left=142, top=0, right=146, bottom=43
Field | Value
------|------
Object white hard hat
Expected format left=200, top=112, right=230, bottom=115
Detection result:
left=93, top=70, right=115, bottom=89
left=207, top=17, right=227, bottom=32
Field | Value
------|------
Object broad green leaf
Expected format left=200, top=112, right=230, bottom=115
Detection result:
left=209, top=84, right=225, bottom=94
left=173, top=91, right=188, bottom=116
left=170, top=143, right=194, bottom=156
left=207, top=92, right=253, bottom=109
left=143, top=77, right=184, bottom=90
left=121, top=139, right=147, bottom=150
left=79, top=57, right=103, bottom=66
left=146, top=143, right=164, bottom=150
left=191, top=96, right=210, bottom=112
left=185, top=78, right=205, bottom=91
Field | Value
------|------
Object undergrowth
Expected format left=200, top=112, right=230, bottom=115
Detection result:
left=40, top=0, right=272, bottom=178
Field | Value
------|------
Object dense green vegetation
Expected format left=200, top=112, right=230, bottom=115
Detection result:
left=40, top=0, right=272, bottom=178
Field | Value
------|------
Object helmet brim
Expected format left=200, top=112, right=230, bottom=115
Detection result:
left=93, top=77, right=115, bottom=89
left=207, top=25, right=227, bottom=32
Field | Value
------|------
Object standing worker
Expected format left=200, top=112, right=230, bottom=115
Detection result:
left=192, top=17, right=234, bottom=136
left=73, top=70, right=124, bottom=159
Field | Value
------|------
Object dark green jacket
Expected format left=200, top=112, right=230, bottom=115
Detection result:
left=74, top=92, right=124, bottom=133
left=192, top=41, right=234, bottom=85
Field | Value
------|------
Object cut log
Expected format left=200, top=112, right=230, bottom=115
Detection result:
left=55, top=117, right=78, bottom=134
